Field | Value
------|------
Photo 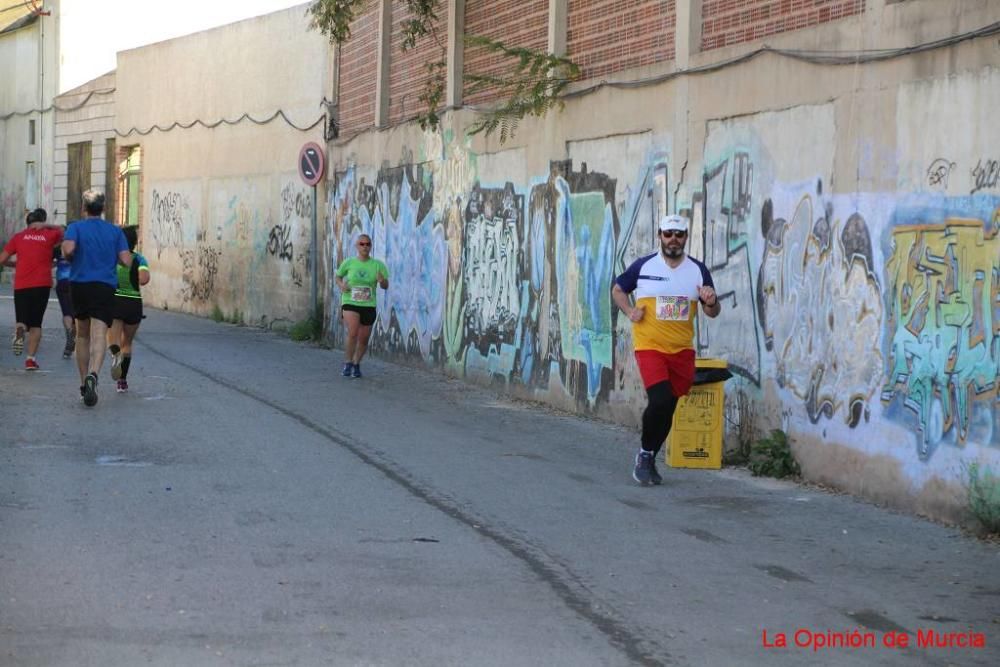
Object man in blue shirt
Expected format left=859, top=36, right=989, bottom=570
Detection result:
left=61, top=189, right=132, bottom=407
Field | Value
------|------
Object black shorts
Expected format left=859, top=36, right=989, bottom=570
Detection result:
left=71, top=282, right=116, bottom=327
left=342, top=304, right=377, bottom=326
left=13, top=286, right=50, bottom=328
left=112, top=296, right=144, bottom=325
left=55, top=280, right=73, bottom=317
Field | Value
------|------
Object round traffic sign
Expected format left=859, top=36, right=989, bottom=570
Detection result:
left=298, top=142, right=326, bottom=186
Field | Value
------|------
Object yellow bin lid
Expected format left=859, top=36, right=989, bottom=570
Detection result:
left=695, top=357, right=728, bottom=369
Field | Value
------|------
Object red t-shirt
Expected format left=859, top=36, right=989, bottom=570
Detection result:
left=3, top=227, right=63, bottom=290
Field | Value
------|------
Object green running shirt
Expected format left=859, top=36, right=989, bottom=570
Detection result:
left=336, top=257, right=388, bottom=307
left=115, top=252, right=149, bottom=299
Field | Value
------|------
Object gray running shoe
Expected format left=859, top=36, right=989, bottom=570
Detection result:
left=63, top=330, right=75, bottom=358
left=12, top=327, right=25, bottom=356
left=110, top=345, right=123, bottom=380
left=83, top=372, right=98, bottom=407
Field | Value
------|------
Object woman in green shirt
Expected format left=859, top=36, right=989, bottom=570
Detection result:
left=335, top=234, right=389, bottom=378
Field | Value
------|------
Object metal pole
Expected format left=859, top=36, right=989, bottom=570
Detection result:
left=310, top=185, right=318, bottom=315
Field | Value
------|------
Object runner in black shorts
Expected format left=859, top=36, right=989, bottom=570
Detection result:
left=106, top=226, right=149, bottom=393
left=62, top=190, right=132, bottom=407
left=0, top=208, right=63, bottom=370
left=334, top=234, right=389, bottom=379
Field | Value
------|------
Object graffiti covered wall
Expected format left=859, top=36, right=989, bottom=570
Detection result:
left=113, top=3, right=327, bottom=329
left=110, top=0, right=996, bottom=523
left=141, top=175, right=317, bottom=328
left=882, top=203, right=998, bottom=460
left=326, top=136, right=684, bottom=418
left=324, top=66, right=999, bottom=522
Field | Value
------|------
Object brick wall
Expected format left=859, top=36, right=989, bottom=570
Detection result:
left=338, top=4, right=380, bottom=134
left=702, top=0, right=866, bottom=51
left=388, top=1, right=447, bottom=125
left=567, top=0, right=677, bottom=81
left=463, top=0, right=549, bottom=106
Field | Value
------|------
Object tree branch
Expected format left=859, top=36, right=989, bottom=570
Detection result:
left=308, top=0, right=580, bottom=143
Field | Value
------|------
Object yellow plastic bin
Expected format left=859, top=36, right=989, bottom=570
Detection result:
left=666, top=358, right=731, bottom=469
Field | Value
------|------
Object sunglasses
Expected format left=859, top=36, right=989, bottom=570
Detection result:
left=660, top=230, right=687, bottom=239
left=358, top=241, right=371, bottom=246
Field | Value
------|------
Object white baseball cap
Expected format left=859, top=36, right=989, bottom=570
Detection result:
left=659, top=214, right=689, bottom=233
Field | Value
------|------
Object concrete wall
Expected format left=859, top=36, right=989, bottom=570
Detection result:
left=322, top=0, right=1000, bottom=523
left=92, top=0, right=998, bottom=523
left=0, top=6, right=58, bottom=244
left=52, top=71, right=116, bottom=225
left=114, top=5, right=331, bottom=327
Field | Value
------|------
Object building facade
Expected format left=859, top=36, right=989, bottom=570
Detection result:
left=0, top=0, right=58, bottom=242
left=40, top=0, right=1000, bottom=523
left=52, top=71, right=117, bottom=225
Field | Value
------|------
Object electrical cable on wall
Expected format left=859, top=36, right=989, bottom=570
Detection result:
left=1, top=87, right=325, bottom=136
left=553, top=20, right=1000, bottom=102
left=0, top=88, right=114, bottom=120
left=114, top=109, right=326, bottom=137
left=5, top=19, right=997, bottom=137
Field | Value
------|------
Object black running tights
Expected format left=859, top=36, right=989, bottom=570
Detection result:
left=641, top=380, right=679, bottom=455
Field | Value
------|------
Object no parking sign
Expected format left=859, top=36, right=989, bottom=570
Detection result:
left=298, top=142, right=325, bottom=187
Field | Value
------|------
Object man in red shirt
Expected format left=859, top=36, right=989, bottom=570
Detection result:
left=0, top=209, right=64, bottom=370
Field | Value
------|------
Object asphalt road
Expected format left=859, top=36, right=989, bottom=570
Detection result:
left=1, top=283, right=998, bottom=667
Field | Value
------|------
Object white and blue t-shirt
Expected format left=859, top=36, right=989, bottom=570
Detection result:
left=614, top=252, right=714, bottom=354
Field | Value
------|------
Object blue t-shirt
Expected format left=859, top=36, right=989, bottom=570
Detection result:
left=64, top=218, right=129, bottom=287
left=56, top=221, right=74, bottom=281
left=55, top=258, right=71, bottom=282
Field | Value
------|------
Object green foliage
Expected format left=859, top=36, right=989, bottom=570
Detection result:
left=307, top=0, right=579, bottom=143
left=965, top=462, right=1000, bottom=534
left=307, top=0, right=363, bottom=43
left=748, top=429, right=800, bottom=479
left=399, top=0, right=439, bottom=50
left=417, top=59, right=448, bottom=132
left=289, top=315, right=324, bottom=342
left=309, top=1, right=438, bottom=48
left=211, top=306, right=243, bottom=325
left=463, top=35, right=580, bottom=143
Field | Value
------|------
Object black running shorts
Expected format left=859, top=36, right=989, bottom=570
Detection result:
left=112, top=296, right=143, bottom=325
left=71, top=282, right=116, bottom=327
left=342, top=304, right=377, bottom=326
left=13, top=286, right=51, bottom=328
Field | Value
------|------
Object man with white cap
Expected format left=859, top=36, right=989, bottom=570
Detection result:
left=611, top=214, right=721, bottom=485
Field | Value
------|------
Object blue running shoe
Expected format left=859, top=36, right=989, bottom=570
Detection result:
left=649, top=455, right=663, bottom=485
left=632, top=450, right=655, bottom=486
